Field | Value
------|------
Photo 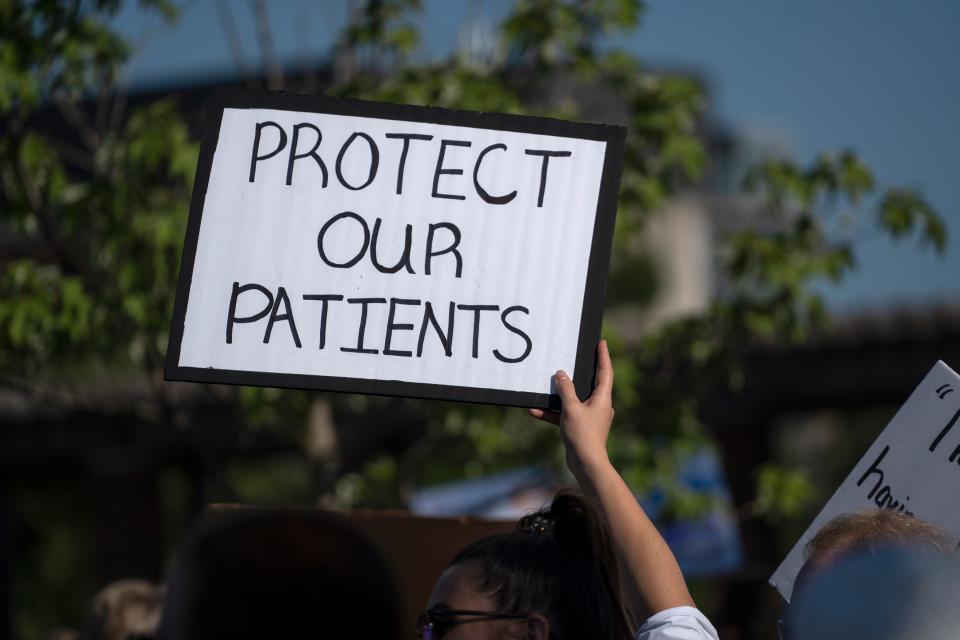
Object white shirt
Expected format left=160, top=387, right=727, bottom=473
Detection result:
left=635, top=606, right=719, bottom=640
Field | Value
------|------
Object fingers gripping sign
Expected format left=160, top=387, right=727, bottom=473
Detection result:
left=529, top=340, right=615, bottom=475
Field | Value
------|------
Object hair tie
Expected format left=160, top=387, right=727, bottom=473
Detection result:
left=524, top=515, right=554, bottom=535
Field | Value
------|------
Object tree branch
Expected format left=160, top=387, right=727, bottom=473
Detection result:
left=215, top=0, right=258, bottom=86
left=250, top=0, right=285, bottom=90
left=0, top=233, right=58, bottom=264
left=52, top=91, right=101, bottom=153
left=13, top=144, right=100, bottom=288
left=296, top=0, right=319, bottom=93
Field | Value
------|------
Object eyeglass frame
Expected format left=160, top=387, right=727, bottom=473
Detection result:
left=415, top=606, right=529, bottom=640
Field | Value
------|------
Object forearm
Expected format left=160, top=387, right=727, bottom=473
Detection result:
left=572, top=453, right=695, bottom=620
left=534, top=342, right=695, bottom=622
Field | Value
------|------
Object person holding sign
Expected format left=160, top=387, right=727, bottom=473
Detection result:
left=418, top=342, right=717, bottom=640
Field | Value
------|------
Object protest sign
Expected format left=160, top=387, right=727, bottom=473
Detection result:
left=769, top=360, right=960, bottom=601
left=165, top=89, right=625, bottom=408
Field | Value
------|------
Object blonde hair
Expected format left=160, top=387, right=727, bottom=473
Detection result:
left=806, top=509, right=956, bottom=566
left=93, top=580, right=164, bottom=640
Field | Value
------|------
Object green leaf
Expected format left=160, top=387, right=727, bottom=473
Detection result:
left=754, top=464, right=816, bottom=522
left=878, top=188, right=947, bottom=253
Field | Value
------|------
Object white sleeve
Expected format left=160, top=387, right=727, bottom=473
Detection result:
left=634, top=606, right=719, bottom=640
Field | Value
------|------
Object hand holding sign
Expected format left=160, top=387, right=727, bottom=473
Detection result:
left=529, top=339, right=615, bottom=478
left=530, top=339, right=701, bottom=620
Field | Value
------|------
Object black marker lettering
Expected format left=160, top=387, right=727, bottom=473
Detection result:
left=424, top=222, right=462, bottom=278
left=524, top=149, right=572, bottom=207
left=335, top=132, right=379, bottom=190
left=930, top=408, right=960, bottom=453
left=473, top=143, right=517, bottom=205
left=371, top=219, right=415, bottom=274
left=856, top=445, right=889, bottom=500
left=385, top=133, right=433, bottom=194
left=264, top=287, right=301, bottom=348
left=950, top=443, right=960, bottom=464
left=432, top=140, right=472, bottom=200
left=286, top=123, right=328, bottom=187
left=417, top=301, right=455, bottom=357
left=226, top=282, right=273, bottom=343
left=341, top=298, right=387, bottom=354
left=874, top=486, right=892, bottom=509
left=493, top=305, right=532, bottom=363
left=302, top=294, right=344, bottom=349
left=383, top=298, right=421, bottom=357
left=249, top=121, right=287, bottom=182
left=317, top=211, right=370, bottom=269
left=456, top=304, right=499, bottom=359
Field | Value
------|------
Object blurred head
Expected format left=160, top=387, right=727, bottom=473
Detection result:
left=793, top=509, right=956, bottom=598
left=158, top=508, right=401, bottom=640
left=90, top=579, right=164, bottom=640
left=421, top=491, right=633, bottom=640
left=788, top=547, right=960, bottom=640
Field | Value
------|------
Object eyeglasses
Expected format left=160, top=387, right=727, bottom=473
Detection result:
left=415, top=607, right=528, bottom=640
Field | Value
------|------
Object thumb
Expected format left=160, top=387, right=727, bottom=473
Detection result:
left=554, top=370, right=580, bottom=410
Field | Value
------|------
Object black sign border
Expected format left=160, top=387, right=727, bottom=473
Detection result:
left=165, top=87, right=626, bottom=410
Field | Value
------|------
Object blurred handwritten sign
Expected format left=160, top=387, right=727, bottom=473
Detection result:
left=165, top=89, right=625, bottom=408
left=770, top=360, right=960, bottom=601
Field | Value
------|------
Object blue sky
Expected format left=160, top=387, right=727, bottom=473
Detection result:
left=114, top=0, right=959, bottom=311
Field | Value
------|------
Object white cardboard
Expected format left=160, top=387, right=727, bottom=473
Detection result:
left=177, top=107, right=608, bottom=395
left=770, top=360, right=960, bottom=601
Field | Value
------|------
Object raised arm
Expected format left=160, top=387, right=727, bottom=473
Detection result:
left=529, top=340, right=695, bottom=620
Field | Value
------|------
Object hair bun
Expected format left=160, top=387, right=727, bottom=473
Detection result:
left=520, top=514, right=555, bottom=535
left=451, top=489, right=633, bottom=640
left=547, top=492, right=596, bottom=550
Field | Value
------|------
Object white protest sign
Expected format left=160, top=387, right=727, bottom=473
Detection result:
left=165, top=89, right=625, bottom=408
left=770, top=360, right=960, bottom=601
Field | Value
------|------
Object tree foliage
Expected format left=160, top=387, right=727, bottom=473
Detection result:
left=321, top=0, right=947, bottom=515
left=1, top=0, right=193, bottom=385
left=1, top=0, right=949, bottom=525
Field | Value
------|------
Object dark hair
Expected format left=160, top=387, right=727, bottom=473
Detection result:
left=449, top=491, right=633, bottom=640
left=158, top=508, right=402, bottom=640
